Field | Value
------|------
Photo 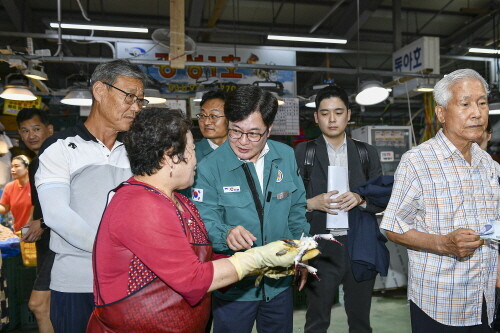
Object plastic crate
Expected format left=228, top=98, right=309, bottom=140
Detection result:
left=1, top=255, right=38, bottom=331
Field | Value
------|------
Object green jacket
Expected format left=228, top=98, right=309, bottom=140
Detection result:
left=193, top=140, right=309, bottom=302
left=195, top=138, right=215, bottom=163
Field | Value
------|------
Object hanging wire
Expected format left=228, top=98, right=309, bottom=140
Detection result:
left=76, top=0, right=91, bottom=21
left=404, top=81, right=418, bottom=146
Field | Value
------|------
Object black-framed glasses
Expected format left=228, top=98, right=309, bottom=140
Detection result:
left=103, top=82, right=149, bottom=107
left=228, top=128, right=268, bottom=142
left=196, top=114, right=226, bottom=122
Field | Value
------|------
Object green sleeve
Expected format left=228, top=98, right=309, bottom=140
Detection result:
left=193, top=167, right=232, bottom=252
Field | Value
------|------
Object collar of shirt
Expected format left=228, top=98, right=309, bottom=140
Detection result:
left=239, top=143, right=270, bottom=193
left=207, top=139, right=219, bottom=150
left=323, top=133, right=348, bottom=168
left=436, top=129, right=488, bottom=167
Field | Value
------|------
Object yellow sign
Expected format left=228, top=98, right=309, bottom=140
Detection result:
left=3, top=97, right=42, bottom=116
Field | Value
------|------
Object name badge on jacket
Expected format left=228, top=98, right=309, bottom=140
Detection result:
left=276, top=191, right=289, bottom=200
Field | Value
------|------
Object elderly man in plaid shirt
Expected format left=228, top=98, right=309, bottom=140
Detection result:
left=381, top=68, right=500, bottom=332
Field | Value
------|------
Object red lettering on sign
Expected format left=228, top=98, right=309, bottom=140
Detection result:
left=220, top=55, right=242, bottom=78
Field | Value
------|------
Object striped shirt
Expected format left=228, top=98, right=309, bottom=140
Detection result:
left=381, top=129, right=500, bottom=326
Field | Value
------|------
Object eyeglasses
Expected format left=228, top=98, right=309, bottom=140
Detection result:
left=228, top=128, right=268, bottom=142
left=103, top=82, right=149, bottom=107
left=196, top=114, right=226, bottom=122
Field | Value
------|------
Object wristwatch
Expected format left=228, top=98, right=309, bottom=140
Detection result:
left=40, top=218, right=48, bottom=230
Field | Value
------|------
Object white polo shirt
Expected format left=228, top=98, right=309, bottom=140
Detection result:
left=36, top=122, right=131, bottom=293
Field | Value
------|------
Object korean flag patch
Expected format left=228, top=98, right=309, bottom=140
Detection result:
left=191, top=188, right=204, bottom=202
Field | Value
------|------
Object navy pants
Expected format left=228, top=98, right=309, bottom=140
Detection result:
left=50, top=291, right=94, bottom=333
left=304, top=236, right=375, bottom=333
left=212, top=287, right=293, bottom=333
left=410, top=299, right=494, bottom=333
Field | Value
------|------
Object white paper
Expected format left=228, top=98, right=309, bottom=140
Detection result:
left=326, top=166, right=349, bottom=229
left=479, top=220, right=500, bottom=243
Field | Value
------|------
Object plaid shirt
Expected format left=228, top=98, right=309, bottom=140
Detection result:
left=381, top=129, right=500, bottom=326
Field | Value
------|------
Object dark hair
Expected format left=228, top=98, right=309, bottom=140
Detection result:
left=315, top=85, right=350, bottom=112
left=13, top=155, right=30, bottom=167
left=124, top=108, right=191, bottom=176
left=200, top=89, right=226, bottom=108
left=16, top=108, right=50, bottom=127
left=224, top=86, right=278, bottom=128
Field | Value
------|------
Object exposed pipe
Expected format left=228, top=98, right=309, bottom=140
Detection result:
left=71, top=40, right=117, bottom=58
left=309, top=0, right=346, bottom=33
left=0, top=54, right=443, bottom=78
left=0, top=31, right=389, bottom=55
left=53, top=0, right=63, bottom=57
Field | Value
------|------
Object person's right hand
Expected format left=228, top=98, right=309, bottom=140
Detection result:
left=443, top=228, right=484, bottom=257
left=307, top=190, right=339, bottom=214
left=21, top=219, right=44, bottom=242
left=226, top=225, right=257, bottom=251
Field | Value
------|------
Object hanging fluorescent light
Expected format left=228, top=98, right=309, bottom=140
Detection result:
left=61, top=89, right=92, bottom=106
left=49, top=22, right=148, bottom=33
left=144, top=89, right=167, bottom=104
left=268, top=35, right=347, bottom=44
left=0, top=73, right=37, bottom=101
left=355, top=81, right=389, bottom=106
left=468, top=47, right=500, bottom=55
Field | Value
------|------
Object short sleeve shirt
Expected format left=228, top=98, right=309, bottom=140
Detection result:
left=380, top=129, right=500, bottom=326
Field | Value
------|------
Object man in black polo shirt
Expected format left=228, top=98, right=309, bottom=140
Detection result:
left=17, top=108, right=54, bottom=333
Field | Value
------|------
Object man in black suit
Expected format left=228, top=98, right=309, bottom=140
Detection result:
left=295, top=85, right=382, bottom=333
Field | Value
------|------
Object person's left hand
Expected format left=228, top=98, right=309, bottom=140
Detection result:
left=331, top=191, right=363, bottom=212
left=21, top=219, right=44, bottom=242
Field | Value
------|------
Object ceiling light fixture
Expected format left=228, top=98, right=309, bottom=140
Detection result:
left=270, top=92, right=285, bottom=106
left=355, top=81, right=389, bottom=106
left=0, top=73, right=37, bottom=101
left=468, top=47, right=500, bottom=55
left=144, top=88, right=167, bottom=104
left=267, top=35, right=347, bottom=44
left=193, top=91, right=205, bottom=102
left=24, top=64, right=48, bottom=81
left=49, top=22, right=148, bottom=33
left=305, top=95, right=316, bottom=108
left=61, top=88, right=92, bottom=106
left=489, top=102, right=500, bottom=115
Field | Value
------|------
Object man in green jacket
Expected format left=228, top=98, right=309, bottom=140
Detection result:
left=195, top=89, right=228, bottom=162
left=193, top=85, right=309, bottom=333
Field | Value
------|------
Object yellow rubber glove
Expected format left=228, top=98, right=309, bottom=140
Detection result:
left=227, top=240, right=318, bottom=280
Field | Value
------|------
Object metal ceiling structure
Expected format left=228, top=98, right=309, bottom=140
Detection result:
left=0, top=0, right=499, bottom=125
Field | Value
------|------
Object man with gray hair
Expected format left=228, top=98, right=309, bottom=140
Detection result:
left=381, top=68, right=500, bottom=331
left=35, top=59, right=149, bottom=333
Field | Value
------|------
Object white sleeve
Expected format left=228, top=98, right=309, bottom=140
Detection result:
left=38, top=183, right=95, bottom=252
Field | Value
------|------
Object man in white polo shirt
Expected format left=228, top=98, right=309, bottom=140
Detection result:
left=35, top=59, right=149, bottom=333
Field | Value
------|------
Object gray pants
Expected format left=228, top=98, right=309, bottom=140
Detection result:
left=304, top=236, right=375, bottom=333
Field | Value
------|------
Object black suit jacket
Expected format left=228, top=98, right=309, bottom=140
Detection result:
left=294, top=135, right=383, bottom=235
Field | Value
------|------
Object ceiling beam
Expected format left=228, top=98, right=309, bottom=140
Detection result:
left=328, top=0, right=384, bottom=40
left=1, top=0, right=33, bottom=32
left=188, top=0, right=206, bottom=27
